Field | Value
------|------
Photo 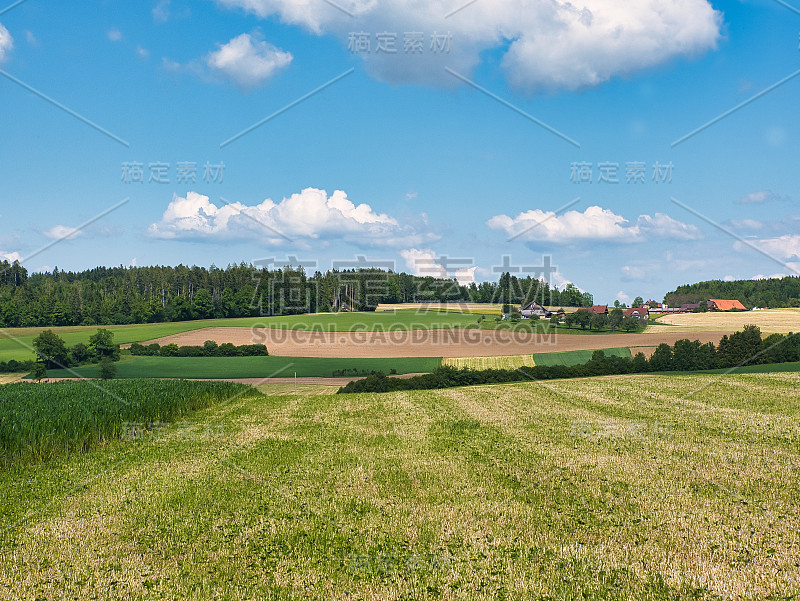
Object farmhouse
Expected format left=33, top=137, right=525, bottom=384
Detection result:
left=708, top=298, right=747, bottom=311
left=623, top=306, right=649, bottom=321
left=589, top=305, right=608, bottom=315
left=520, top=301, right=549, bottom=318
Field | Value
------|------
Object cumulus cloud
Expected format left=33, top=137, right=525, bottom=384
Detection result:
left=215, top=0, right=721, bottom=92
left=0, top=23, right=13, bottom=63
left=107, top=29, right=122, bottom=42
left=148, top=189, right=435, bottom=247
left=207, top=33, right=292, bottom=90
left=44, top=225, right=84, bottom=240
left=753, top=235, right=800, bottom=261
left=400, top=248, right=477, bottom=285
left=487, top=206, right=702, bottom=244
left=1, top=251, right=21, bottom=262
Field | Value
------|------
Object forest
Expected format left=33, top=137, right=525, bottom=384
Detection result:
left=0, top=261, right=594, bottom=328
left=664, top=276, right=800, bottom=308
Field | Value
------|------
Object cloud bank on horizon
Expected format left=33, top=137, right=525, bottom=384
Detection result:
left=487, top=206, right=703, bottom=243
left=215, top=0, right=722, bottom=92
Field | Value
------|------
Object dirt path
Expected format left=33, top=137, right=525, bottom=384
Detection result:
left=140, top=327, right=732, bottom=358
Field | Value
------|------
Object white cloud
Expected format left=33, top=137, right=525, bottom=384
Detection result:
left=107, top=29, right=122, bottom=42
left=137, top=45, right=150, bottom=59
left=148, top=189, right=434, bottom=247
left=723, top=274, right=735, bottom=282
left=400, top=248, right=476, bottom=285
left=737, top=190, right=786, bottom=204
left=130, top=257, right=138, bottom=267
left=621, top=265, right=647, bottom=281
left=44, top=225, right=83, bottom=240
left=0, top=23, right=14, bottom=63
left=25, top=30, right=36, bottom=45
left=615, top=290, right=632, bottom=305
left=487, top=206, right=702, bottom=244
left=215, top=0, right=721, bottom=92
left=751, top=272, right=789, bottom=281
left=153, top=0, right=171, bottom=23
left=1, top=251, right=21, bottom=262
left=753, top=235, right=800, bottom=261
left=206, top=33, right=292, bottom=90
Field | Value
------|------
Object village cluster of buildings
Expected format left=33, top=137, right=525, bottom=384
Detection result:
left=520, top=298, right=748, bottom=321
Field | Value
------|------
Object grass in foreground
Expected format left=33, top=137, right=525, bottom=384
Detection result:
left=1, top=373, right=798, bottom=599
left=44, top=354, right=444, bottom=379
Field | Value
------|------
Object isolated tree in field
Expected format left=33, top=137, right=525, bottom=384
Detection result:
left=69, top=342, right=91, bottom=365
left=89, top=329, right=120, bottom=361
left=622, top=316, right=640, bottom=332
left=574, top=310, right=591, bottom=330
left=608, top=308, right=624, bottom=330
left=590, top=313, right=607, bottom=331
left=549, top=314, right=560, bottom=328
left=564, top=312, right=577, bottom=329
left=32, top=330, right=69, bottom=369
left=98, top=357, right=117, bottom=380
left=30, top=362, right=47, bottom=381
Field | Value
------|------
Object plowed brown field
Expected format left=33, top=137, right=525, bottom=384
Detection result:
left=141, top=327, right=731, bottom=358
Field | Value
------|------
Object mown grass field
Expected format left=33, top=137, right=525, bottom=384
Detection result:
left=533, top=347, right=633, bottom=366
left=44, top=354, right=444, bottom=379
left=442, top=354, right=536, bottom=370
left=1, top=373, right=798, bottom=599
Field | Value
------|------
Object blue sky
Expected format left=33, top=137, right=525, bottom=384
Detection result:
left=1, top=0, right=799, bottom=304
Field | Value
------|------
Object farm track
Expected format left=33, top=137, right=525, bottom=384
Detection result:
left=141, top=327, right=732, bottom=358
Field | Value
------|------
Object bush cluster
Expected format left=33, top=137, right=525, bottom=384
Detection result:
left=129, top=340, right=268, bottom=357
left=0, top=360, right=36, bottom=373
left=338, top=326, right=800, bottom=393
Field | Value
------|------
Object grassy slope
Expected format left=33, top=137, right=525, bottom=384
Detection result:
left=45, top=354, right=443, bottom=379
left=533, top=347, right=633, bottom=366
left=1, top=373, right=798, bottom=599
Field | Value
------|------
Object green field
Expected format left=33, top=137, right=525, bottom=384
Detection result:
left=45, top=354, right=443, bottom=379
left=533, top=346, right=633, bottom=366
left=1, top=373, right=798, bottom=599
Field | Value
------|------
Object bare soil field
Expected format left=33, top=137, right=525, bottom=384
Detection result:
left=143, top=327, right=730, bottom=358
left=648, top=308, right=800, bottom=333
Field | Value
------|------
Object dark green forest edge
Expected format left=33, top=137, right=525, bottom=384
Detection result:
left=664, top=275, right=800, bottom=307
left=339, top=326, right=800, bottom=393
left=0, top=261, right=593, bottom=327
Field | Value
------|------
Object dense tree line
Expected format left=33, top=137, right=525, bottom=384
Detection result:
left=339, top=326, right=800, bottom=393
left=0, top=260, right=594, bottom=328
left=664, top=276, right=800, bottom=308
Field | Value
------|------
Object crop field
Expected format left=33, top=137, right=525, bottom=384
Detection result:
left=647, top=308, right=800, bottom=334
left=44, top=354, right=444, bottom=380
left=375, top=302, right=505, bottom=314
left=441, top=354, right=536, bottom=370
left=0, top=380, right=251, bottom=466
left=1, top=372, right=798, bottom=599
left=532, top=347, right=633, bottom=366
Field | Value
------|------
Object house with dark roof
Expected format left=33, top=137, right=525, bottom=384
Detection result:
left=708, top=299, right=747, bottom=311
left=520, top=301, right=549, bottom=318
